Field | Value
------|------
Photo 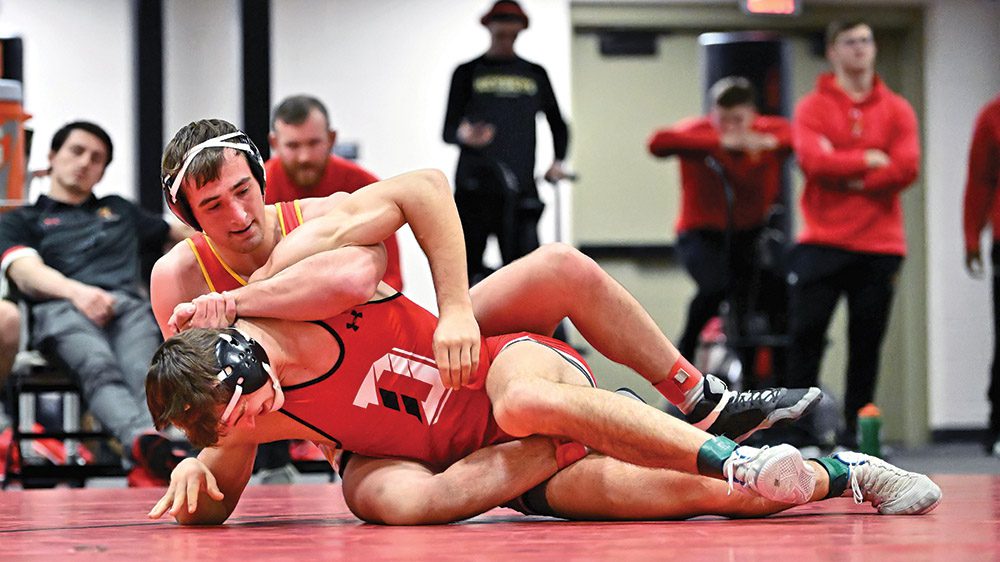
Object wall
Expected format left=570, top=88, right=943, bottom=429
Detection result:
left=163, top=0, right=242, bottom=143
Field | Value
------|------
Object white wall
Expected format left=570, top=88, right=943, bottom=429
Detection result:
left=163, top=0, right=242, bottom=143
left=0, top=0, right=135, bottom=200
left=924, top=0, right=1000, bottom=429
left=272, top=0, right=572, bottom=311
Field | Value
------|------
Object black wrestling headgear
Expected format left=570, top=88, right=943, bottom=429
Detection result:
left=215, top=328, right=274, bottom=423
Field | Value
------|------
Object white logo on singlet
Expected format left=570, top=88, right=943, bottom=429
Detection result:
left=352, top=348, right=451, bottom=425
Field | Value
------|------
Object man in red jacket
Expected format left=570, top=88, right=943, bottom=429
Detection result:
left=788, top=20, right=920, bottom=448
left=648, top=76, right=792, bottom=364
left=962, top=92, right=1000, bottom=456
left=266, top=95, right=403, bottom=291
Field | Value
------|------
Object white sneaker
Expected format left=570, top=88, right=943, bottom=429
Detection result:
left=832, top=451, right=942, bottom=515
left=724, top=444, right=815, bottom=504
left=253, top=463, right=301, bottom=486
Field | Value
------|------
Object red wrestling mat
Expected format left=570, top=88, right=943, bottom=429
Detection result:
left=0, top=474, right=996, bottom=561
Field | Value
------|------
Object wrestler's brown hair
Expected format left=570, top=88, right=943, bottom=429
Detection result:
left=161, top=119, right=242, bottom=192
left=146, top=328, right=231, bottom=449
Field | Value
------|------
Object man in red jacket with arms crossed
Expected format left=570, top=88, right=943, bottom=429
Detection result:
left=649, top=76, right=792, bottom=364
left=787, top=20, right=920, bottom=449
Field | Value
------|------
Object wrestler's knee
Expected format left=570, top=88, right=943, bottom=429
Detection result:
left=344, top=483, right=428, bottom=525
left=547, top=243, right=604, bottom=286
left=525, top=243, right=600, bottom=292
left=491, top=375, right=558, bottom=437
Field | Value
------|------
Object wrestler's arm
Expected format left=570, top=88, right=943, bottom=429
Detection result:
left=253, top=169, right=469, bottom=316
left=230, top=244, right=386, bottom=321
left=341, top=437, right=561, bottom=525
left=150, top=241, right=217, bottom=337
left=147, top=442, right=256, bottom=525
left=251, top=169, right=479, bottom=389
left=166, top=170, right=468, bottom=326
left=151, top=228, right=387, bottom=335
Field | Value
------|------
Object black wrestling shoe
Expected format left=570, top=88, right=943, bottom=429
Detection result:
left=686, top=374, right=822, bottom=443
left=132, top=432, right=193, bottom=481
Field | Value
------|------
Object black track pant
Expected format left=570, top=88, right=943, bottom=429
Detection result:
left=785, top=244, right=902, bottom=439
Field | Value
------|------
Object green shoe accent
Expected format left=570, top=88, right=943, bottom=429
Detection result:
left=816, top=456, right=850, bottom=499
left=696, top=435, right=738, bottom=478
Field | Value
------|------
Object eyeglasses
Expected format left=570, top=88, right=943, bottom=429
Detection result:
left=836, top=35, right=874, bottom=48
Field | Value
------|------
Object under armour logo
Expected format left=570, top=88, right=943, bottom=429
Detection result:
left=346, top=310, right=363, bottom=331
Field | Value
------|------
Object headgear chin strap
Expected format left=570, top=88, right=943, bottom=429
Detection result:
left=161, top=130, right=267, bottom=230
left=215, top=328, right=283, bottom=424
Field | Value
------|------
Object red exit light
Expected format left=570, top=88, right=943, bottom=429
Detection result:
left=740, top=0, right=800, bottom=15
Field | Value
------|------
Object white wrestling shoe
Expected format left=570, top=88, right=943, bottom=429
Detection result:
left=724, top=444, right=815, bottom=504
left=831, top=451, right=942, bottom=515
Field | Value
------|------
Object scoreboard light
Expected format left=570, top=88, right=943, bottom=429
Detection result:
left=740, top=0, right=801, bottom=16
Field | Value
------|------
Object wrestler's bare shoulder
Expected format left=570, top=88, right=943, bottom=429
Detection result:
left=152, top=241, right=209, bottom=294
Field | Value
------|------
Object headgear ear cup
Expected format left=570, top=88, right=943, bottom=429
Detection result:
left=215, top=328, right=274, bottom=422
left=241, top=134, right=267, bottom=192
left=161, top=130, right=267, bottom=231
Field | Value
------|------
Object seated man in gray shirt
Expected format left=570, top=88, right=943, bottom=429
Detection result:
left=0, top=121, right=191, bottom=486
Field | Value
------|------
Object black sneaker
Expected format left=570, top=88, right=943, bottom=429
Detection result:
left=686, top=374, right=822, bottom=443
left=132, top=432, right=193, bottom=481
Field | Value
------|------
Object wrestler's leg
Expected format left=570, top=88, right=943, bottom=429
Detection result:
left=545, top=447, right=942, bottom=519
left=472, top=243, right=822, bottom=439
left=471, top=244, right=677, bottom=386
left=487, top=342, right=710, bottom=472
left=539, top=454, right=831, bottom=520
left=341, top=437, right=561, bottom=525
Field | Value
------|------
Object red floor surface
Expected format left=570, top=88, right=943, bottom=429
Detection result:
left=0, top=474, right=996, bottom=561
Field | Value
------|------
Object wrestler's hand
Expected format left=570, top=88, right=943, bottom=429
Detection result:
left=433, top=307, right=481, bottom=390
left=147, top=458, right=225, bottom=519
left=167, top=291, right=237, bottom=335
